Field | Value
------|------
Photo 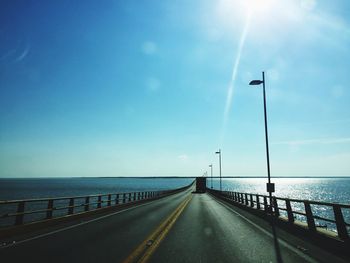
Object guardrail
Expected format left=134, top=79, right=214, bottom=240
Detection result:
left=207, top=188, right=350, bottom=242
left=0, top=184, right=192, bottom=228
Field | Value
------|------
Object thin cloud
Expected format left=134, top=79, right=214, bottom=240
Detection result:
left=178, top=154, right=188, bottom=161
left=221, top=11, right=252, bottom=145
left=13, top=45, right=30, bottom=63
left=274, top=137, right=350, bottom=146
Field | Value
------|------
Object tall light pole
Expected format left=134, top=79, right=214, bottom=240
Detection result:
left=209, top=164, right=213, bottom=189
left=215, top=149, right=222, bottom=191
left=249, top=71, right=274, bottom=211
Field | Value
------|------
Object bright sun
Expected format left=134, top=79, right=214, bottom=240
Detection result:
left=216, top=0, right=278, bottom=28
left=243, top=0, right=276, bottom=15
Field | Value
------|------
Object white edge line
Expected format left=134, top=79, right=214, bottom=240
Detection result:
left=213, top=197, right=319, bottom=263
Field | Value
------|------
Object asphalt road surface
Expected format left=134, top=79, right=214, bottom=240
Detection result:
left=0, top=187, right=348, bottom=263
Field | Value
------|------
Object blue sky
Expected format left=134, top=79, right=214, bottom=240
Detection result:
left=0, top=0, right=349, bottom=177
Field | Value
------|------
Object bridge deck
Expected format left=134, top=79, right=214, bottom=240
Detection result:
left=0, top=186, right=348, bottom=263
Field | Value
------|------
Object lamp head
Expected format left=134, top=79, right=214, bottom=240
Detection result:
left=249, top=80, right=263, bottom=85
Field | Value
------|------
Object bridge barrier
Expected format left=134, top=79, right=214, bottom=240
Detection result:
left=207, top=188, right=350, bottom=242
left=0, top=182, right=193, bottom=229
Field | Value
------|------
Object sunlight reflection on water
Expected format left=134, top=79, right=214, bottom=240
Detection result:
left=211, top=177, right=350, bottom=232
left=214, top=177, right=350, bottom=204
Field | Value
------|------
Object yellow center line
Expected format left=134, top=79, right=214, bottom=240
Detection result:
left=122, top=194, right=192, bottom=263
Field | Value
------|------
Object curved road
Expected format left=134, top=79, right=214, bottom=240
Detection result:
left=0, top=187, right=347, bottom=263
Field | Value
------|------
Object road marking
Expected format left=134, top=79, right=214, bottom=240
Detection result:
left=0, top=190, right=192, bottom=249
left=212, top=197, right=319, bottom=263
left=123, top=194, right=192, bottom=263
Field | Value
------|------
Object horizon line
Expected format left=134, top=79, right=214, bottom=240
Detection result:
left=1, top=175, right=350, bottom=179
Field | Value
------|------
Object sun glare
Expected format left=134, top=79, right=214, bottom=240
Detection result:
left=243, top=0, right=276, bottom=15
left=217, top=0, right=280, bottom=29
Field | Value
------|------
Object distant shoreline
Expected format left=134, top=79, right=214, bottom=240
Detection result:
left=0, top=176, right=350, bottom=179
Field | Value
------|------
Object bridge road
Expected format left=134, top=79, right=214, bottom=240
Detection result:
left=150, top=193, right=348, bottom=263
left=1, top=188, right=348, bottom=263
left=0, top=186, right=193, bottom=263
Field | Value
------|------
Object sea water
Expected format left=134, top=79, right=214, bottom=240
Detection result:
left=0, top=177, right=194, bottom=200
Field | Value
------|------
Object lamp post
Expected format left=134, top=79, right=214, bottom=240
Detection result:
left=215, top=149, right=222, bottom=191
left=249, top=71, right=274, bottom=211
left=209, top=164, right=213, bottom=189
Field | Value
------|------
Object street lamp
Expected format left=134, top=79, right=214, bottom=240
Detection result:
left=215, top=149, right=222, bottom=191
left=249, top=71, right=274, bottom=211
left=209, top=164, right=213, bottom=189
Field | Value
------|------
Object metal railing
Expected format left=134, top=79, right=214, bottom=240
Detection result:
left=0, top=184, right=191, bottom=228
left=207, top=188, right=350, bottom=241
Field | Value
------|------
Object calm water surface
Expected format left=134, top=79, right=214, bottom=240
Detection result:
left=0, top=177, right=194, bottom=200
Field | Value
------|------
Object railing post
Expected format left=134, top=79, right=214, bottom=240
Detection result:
left=107, top=194, right=112, bottom=206
left=273, top=197, right=279, bottom=217
left=15, top=201, right=25, bottom=225
left=46, top=199, right=54, bottom=219
left=138, top=192, right=141, bottom=200
left=250, top=194, right=254, bottom=207
left=123, top=193, right=126, bottom=203
left=256, top=195, right=260, bottom=210
left=115, top=194, right=119, bottom=205
left=234, top=192, right=237, bottom=201
left=285, top=199, right=294, bottom=223
left=85, top=196, right=90, bottom=211
left=128, top=193, right=132, bottom=202
left=98, top=195, right=102, bottom=208
left=268, top=195, right=273, bottom=214
left=245, top=193, right=248, bottom=206
left=264, top=196, right=268, bottom=212
left=68, top=198, right=74, bottom=215
left=333, top=205, right=349, bottom=240
left=133, top=192, right=136, bottom=201
left=304, top=201, right=316, bottom=232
